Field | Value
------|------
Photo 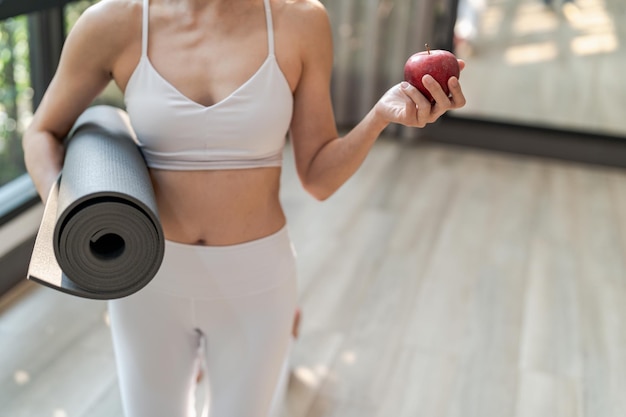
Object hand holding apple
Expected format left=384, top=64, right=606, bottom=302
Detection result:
left=372, top=47, right=465, bottom=129
left=404, top=44, right=460, bottom=102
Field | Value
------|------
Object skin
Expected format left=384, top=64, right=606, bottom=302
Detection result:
left=22, top=0, right=466, bottom=246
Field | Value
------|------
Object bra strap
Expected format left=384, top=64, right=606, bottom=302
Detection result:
left=263, top=0, right=275, bottom=56
left=141, top=0, right=149, bottom=56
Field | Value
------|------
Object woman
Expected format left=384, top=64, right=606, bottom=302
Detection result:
left=22, top=0, right=466, bottom=416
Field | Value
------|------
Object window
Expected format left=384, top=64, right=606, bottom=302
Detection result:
left=0, top=16, right=31, bottom=188
left=0, top=0, right=123, bottom=222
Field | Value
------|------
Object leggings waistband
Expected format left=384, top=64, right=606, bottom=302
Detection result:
left=146, top=226, right=297, bottom=299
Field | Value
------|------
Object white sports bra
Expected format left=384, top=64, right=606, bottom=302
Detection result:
left=124, top=0, right=293, bottom=170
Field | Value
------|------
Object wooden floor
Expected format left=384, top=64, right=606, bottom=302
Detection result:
left=2, top=137, right=626, bottom=416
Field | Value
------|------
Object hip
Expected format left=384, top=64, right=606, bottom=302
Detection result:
left=144, top=225, right=297, bottom=299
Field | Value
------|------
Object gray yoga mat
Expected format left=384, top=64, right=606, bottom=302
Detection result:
left=28, top=105, right=165, bottom=299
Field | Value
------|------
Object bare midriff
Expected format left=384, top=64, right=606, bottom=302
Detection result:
left=149, top=167, right=286, bottom=246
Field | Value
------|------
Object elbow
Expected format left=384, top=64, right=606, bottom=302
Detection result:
left=22, top=125, right=42, bottom=164
left=21, top=127, right=37, bottom=167
left=298, top=162, right=343, bottom=201
left=22, top=124, right=47, bottom=156
left=21, top=126, right=33, bottom=152
left=301, top=179, right=336, bottom=201
left=22, top=125, right=65, bottom=173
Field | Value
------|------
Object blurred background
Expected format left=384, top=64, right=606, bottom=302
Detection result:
left=1, top=0, right=625, bottom=416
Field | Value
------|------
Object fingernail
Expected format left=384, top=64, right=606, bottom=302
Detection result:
left=449, top=77, right=458, bottom=88
left=401, top=81, right=410, bottom=89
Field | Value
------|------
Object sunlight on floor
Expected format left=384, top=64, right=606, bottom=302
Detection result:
left=13, top=369, right=30, bottom=386
left=293, top=365, right=329, bottom=388
left=565, top=0, right=619, bottom=55
left=341, top=350, right=357, bottom=365
left=566, top=0, right=613, bottom=30
left=480, top=6, right=505, bottom=37
left=513, top=3, right=559, bottom=35
left=505, top=41, right=559, bottom=65
left=489, top=0, right=620, bottom=65
left=571, top=32, right=618, bottom=55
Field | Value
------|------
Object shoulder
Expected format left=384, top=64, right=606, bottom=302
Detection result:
left=275, top=0, right=332, bottom=65
left=279, top=0, right=328, bottom=17
left=64, top=0, right=142, bottom=62
left=70, top=0, right=141, bottom=32
left=276, top=0, right=331, bottom=43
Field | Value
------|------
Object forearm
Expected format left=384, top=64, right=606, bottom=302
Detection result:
left=302, top=107, right=389, bottom=200
left=22, top=129, right=64, bottom=204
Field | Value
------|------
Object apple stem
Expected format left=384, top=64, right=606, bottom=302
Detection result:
left=425, top=43, right=430, bottom=55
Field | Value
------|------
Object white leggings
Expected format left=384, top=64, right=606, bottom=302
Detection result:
left=108, top=226, right=298, bottom=417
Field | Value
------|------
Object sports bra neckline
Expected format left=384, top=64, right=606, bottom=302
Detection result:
left=133, top=54, right=276, bottom=110
left=123, top=0, right=294, bottom=172
left=127, top=0, right=279, bottom=110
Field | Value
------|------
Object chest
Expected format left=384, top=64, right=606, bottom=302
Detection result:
left=114, top=11, right=300, bottom=106
left=149, top=32, right=270, bottom=106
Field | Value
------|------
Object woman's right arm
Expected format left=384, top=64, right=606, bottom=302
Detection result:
left=22, top=1, right=136, bottom=203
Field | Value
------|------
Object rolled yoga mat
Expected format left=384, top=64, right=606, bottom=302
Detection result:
left=28, top=105, right=165, bottom=300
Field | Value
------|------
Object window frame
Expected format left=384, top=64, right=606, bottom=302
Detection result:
left=0, top=4, right=67, bottom=226
left=0, top=0, right=75, bottom=21
left=0, top=1, right=80, bottom=296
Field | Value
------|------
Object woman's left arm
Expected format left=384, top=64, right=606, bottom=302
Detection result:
left=288, top=2, right=466, bottom=201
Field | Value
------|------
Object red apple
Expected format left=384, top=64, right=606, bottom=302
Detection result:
left=404, top=44, right=460, bottom=102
